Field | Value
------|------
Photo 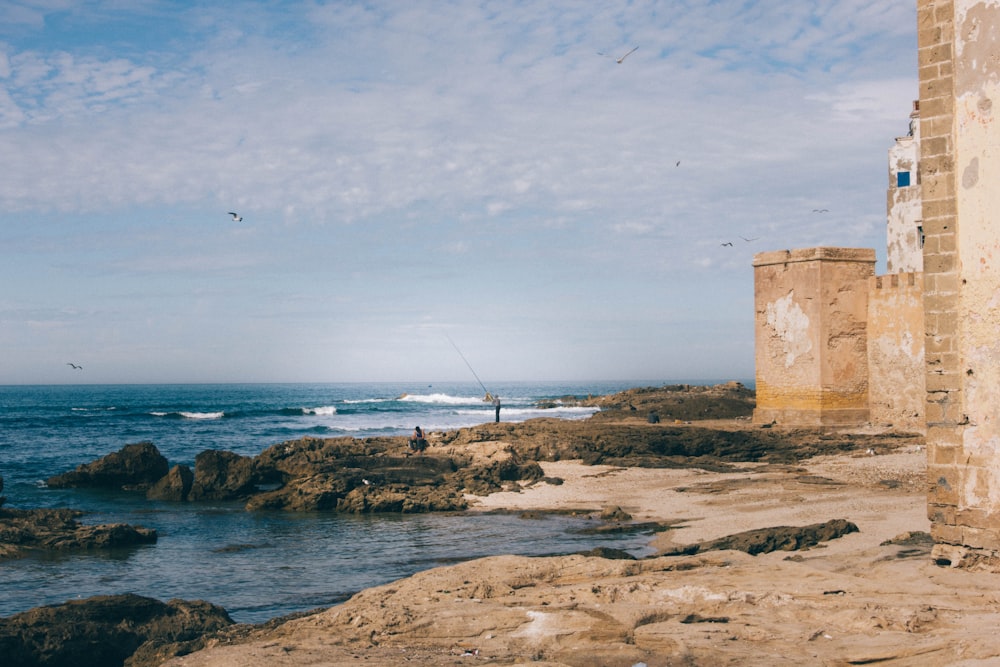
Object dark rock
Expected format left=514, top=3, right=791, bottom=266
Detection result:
left=0, top=593, right=232, bottom=667
left=578, top=546, right=636, bottom=560
left=336, top=485, right=468, bottom=513
left=46, top=442, right=169, bottom=491
left=583, top=382, right=756, bottom=422
left=146, top=465, right=194, bottom=501
left=0, top=508, right=156, bottom=559
left=693, top=519, right=859, bottom=555
left=189, top=450, right=255, bottom=501
left=246, top=444, right=460, bottom=511
left=599, top=506, right=632, bottom=522
left=450, top=458, right=544, bottom=495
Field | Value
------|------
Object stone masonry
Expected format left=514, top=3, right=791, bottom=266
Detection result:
left=752, top=248, right=875, bottom=426
left=920, top=0, right=1000, bottom=567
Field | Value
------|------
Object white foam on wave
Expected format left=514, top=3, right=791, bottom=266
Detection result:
left=150, top=411, right=225, bottom=420
left=398, top=392, right=488, bottom=405
left=302, top=406, right=337, bottom=416
left=181, top=411, right=224, bottom=420
left=455, top=406, right=599, bottom=419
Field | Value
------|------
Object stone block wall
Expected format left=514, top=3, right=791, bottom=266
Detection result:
left=920, top=0, right=1000, bottom=567
left=867, top=272, right=926, bottom=433
left=752, top=248, right=875, bottom=426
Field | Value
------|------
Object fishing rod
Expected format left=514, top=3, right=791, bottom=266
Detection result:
left=445, top=334, right=492, bottom=399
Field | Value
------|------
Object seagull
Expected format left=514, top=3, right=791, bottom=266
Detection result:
left=740, top=236, right=759, bottom=242
left=812, top=208, right=829, bottom=213
left=598, top=46, right=638, bottom=64
left=675, top=160, right=681, bottom=167
left=67, top=363, right=82, bottom=370
left=721, top=241, right=733, bottom=247
left=228, top=211, right=243, bottom=222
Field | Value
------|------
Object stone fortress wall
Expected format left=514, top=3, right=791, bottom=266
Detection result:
left=753, top=0, right=1000, bottom=568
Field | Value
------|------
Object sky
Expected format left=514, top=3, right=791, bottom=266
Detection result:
left=0, top=0, right=918, bottom=385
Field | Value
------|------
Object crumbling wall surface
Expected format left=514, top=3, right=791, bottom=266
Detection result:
left=887, top=118, right=924, bottom=273
left=924, top=0, right=1000, bottom=566
left=752, top=248, right=875, bottom=426
left=867, top=273, right=926, bottom=433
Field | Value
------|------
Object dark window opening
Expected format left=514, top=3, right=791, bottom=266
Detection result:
left=897, top=171, right=911, bottom=188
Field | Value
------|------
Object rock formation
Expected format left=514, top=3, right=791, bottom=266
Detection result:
left=46, top=442, right=169, bottom=491
left=0, top=594, right=232, bottom=667
left=0, top=507, right=157, bottom=559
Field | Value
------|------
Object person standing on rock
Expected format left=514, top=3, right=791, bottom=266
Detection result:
left=493, top=395, right=501, bottom=423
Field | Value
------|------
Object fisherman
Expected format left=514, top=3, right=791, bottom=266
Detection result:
left=409, top=426, right=427, bottom=453
left=493, top=395, right=501, bottom=423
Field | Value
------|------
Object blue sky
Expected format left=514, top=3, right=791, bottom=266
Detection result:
left=0, top=0, right=917, bottom=385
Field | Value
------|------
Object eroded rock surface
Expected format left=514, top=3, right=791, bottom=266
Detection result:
left=0, top=508, right=156, bottom=559
left=0, top=594, right=232, bottom=667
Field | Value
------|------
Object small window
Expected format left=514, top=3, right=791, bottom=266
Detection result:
left=917, top=224, right=925, bottom=248
left=897, top=171, right=911, bottom=187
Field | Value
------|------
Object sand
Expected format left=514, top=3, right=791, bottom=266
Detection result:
left=163, top=441, right=1000, bottom=667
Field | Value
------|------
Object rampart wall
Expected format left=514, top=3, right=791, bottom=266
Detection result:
left=867, top=272, right=925, bottom=433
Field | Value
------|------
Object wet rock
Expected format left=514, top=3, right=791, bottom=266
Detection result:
left=189, top=450, right=255, bottom=501
left=247, top=455, right=467, bottom=513
left=0, top=508, right=156, bottom=559
left=0, top=593, right=232, bottom=667
left=449, top=457, right=545, bottom=495
left=600, top=506, right=632, bottom=522
left=336, top=485, right=468, bottom=513
left=146, top=465, right=194, bottom=502
left=46, top=442, right=169, bottom=491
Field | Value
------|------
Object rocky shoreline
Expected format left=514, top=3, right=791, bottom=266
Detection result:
left=6, top=383, right=974, bottom=667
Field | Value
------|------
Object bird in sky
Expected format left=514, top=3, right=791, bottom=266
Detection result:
left=228, top=211, right=243, bottom=222
left=812, top=208, right=829, bottom=213
left=598, top=46, right=638, bottom=64
left=676, top=160, right=681, bottom=167
left=67, top=362, right=82, bottom=369
left=721, top=242, right=733, bottom=247
left=740, top=236, right=759, bottom=242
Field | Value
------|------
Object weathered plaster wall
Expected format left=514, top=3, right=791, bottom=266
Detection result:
left=753, top=248, right=875, bottom=425
left=922, top=0, right=1000, bottom=566
left=887, top=102, right=924, bottom=273
left=867, top=272, right=926, bottom=433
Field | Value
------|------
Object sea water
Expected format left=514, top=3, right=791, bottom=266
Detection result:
left=0, top=381, right=676, bottom=623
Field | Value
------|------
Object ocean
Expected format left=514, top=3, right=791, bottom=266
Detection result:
left=0, top=380, right=673, bottom=623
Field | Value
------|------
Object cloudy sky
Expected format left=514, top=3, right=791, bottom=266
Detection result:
left=0, top=0, right=917, bottom=385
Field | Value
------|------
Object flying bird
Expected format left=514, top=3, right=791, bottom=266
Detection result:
left=812, top=208, right=829, bottom=213
left=721, top=242, right=733, bottom=247
left=67, top=363, right=82, bottom=370
left=227, top=211, right=243, bottom=222
left=676, top=160, right=681, bottom=167
left=598, top=46, right=638, bottom=64
left=740, top=236, right=759, bottom=242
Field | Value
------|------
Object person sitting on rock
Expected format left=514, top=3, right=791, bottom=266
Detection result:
left=409, top=426, right=428, bottom=453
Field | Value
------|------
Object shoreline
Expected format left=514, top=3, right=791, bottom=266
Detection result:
left=160, top=426, right=1000, bottom=667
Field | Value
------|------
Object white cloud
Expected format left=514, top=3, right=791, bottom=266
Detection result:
left=0, top=0, right=919, bottom=383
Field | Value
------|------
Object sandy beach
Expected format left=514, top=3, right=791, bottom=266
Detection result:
left=159, top=427, right=1000, bottom=667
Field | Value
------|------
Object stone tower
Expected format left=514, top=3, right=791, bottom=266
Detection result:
left=919, top=0, right=1000, bottom=567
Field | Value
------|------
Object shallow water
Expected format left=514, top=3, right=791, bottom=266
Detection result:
left=0, top=381, right=672, bottom=622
